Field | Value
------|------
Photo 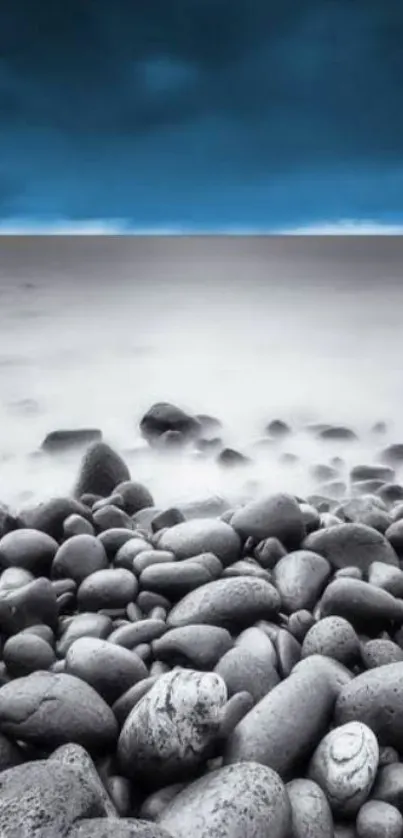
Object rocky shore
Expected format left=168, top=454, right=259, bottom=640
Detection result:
left=1, top=402, right=403, bottom=836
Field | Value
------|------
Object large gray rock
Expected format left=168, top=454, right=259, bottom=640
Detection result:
left=224, top=661, right=336, bottom=778
left=157, top=518, right=241, bottom=566
left=335, top=663, right=403, bottom=749
left=0, top=671, right=118, bottom=752
left=140, top=402, right=202, bottom=444
left=50, top=742, right=117, bottom=817
left=65, top=638, right=148, bottom=704
left=287, top=778, right=334, bottom=838
left=0, top=758, right=109, bottom=837
left=158, top=762, right=291, bottom=838
left=69, top=821, right=173, bottom=838
left=231, top=493, right=305, bottom=549
left=304, top=523, right=398, bottom=573
left=167, top=577, right=281, bottom=629
left=0, top=529, right=58, bottom=575
left=273, top=549, right=331, bottom=613
left=74, top=442, right=131, bottom=499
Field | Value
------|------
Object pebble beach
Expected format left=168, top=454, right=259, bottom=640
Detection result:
left=2, top=236, right=403, bottom=837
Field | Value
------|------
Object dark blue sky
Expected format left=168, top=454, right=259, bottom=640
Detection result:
left=1, top=0, right=403, bottom=230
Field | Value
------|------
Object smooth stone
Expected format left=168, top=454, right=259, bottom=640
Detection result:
left=231, top=493, right=305, bottom=549
left=178, top=496, right=230, bottom=520
left=138, top=591, right=170, bottom=614
left=352, top=480, right=387, bottom=497
left=217, top=447, right=251, bottom=467
left=112, top=677, right=159, bottom=726
left=118, top=668, right=228, bottom=788
left=235, top=627, right=277, bottom=666
left=335, top=663, right=403, bottom=749
left=386, top=520, right=403, bottom=557
left=133, top=550, right=176, bottom=575
left=377, top=485, right=403, bottom=506
left=140, top=402, right=202, bottom=443
left=115, top=480, right=155, bottom=515
left=288, top=609, right=315, bottom=642
left=77, top=568, right=138, bottom=612
left=318, top=426, right=357, bottom=441
left=115, top=538, right=153, bottom=569
left=319, top=579, right=403, bottom=630
left=300, top=502, right=321, bottom=533
left=151, top=508, right=186, bottom=531
left=93, top=505, right=134, bottom=532
left=0, top=529, right=58, bottom=575
left=372, top=763, right=403, bottom=811
left=52, top=534, right=108, bottom=584
left=63, top=514, right=95, bottom=537
left=379, top=445, right=403, bottom=467
left=65, top=638, right=148, bottom=703
left=109, top=619, right=167, bottom=649
left=356, top=800, right=403, bottom=838
left=335, top=498, right=391, bottom=534
left=70, top=820, right=173, bottom=837
left=158, top=762, right=291, bottom=838
left=311, top=463, right=340, bottom=482
left=224, top=662, right=336, bottom=778
left=74, top=441, right=131, bottom=498
left=99, top=529, right=139, bottom=560
left=391, top=504, right=403, bottom=523
left=222, top=559, right=271, bottom=580
left=157, top=518, right=241, bottom=566
left=3, top=632, right=55, bottom=677
left=361, top=639, right=403, bottom=669
left=41, top=427, right=102, bottom=453
left=50, top=742, right=117, bottom=817
left=302, top=616, right=360, bottom=665
left=215, top=644, right=280, bottom=703
left=153, top=625, right=233, bottom=670
left=103, top=775, right=132, bottom=816
left=167, top=577, right=281, bottom=629
left=335, top=566, right=363, bottom=580
left=140, top=783, right=186, bottom=820
left=287, top=777, right=334, bottom=838
left=0, top=577, right=58, bottom=635
left=140, top=561, right=213, bottom=599
left=253, top=538, right=286, bottom=569
left=273, top=549, right=331, bottom=614
left=266, top=419, right=291, bottom=437
left=304, top=523, right=398, bottom=573
left=0, top=671, right=118, bottom=752
left=57, top=612, right=113, bottom=656
left=291, top=655, right=355, bottom=693
left=0, top=566, right=34, bottom=590
left=275, top=629, right=302, bottom=677
left=18, top=496, right=92, bottom=541
left=368, top=562, right=403, bottom=596
left=0, top=759, right=110, bottom=837
left=351, top=465, right=395, bottom=483
left=308, top=721, right=378, bottom=816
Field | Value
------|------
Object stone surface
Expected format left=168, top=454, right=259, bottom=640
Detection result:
left=231, top=493, right=305, bottom=549
left=157, top=518, right=241, bottom=566
left=304, top=523, right=398, bottom=572
left=287, top=777, right=334, bottom=838
left=167, top=577, right=281, bottom=629
left=273, top=549, right=331, bottom=613
left=335, top=663, right=403, bottom=749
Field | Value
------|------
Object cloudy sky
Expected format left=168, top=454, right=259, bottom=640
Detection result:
left=1, top=1, right=403, bottom=231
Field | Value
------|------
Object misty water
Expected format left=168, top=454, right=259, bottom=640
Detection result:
left=1, top=235, right=403, bottom=513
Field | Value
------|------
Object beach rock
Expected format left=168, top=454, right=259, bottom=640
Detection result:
left=273, top=549, right=331, bottom=614
left=52, top=534, right=108, bottom=584
left=356, top=800, right=403, bottom=838
left=115, top=537, right=152, bottom=568
left=18, top=496, right=92, bottom=541
left=0, top=529, right=58, bottom=576
left=41, top=428, right=102, bottom=453
left=318, top=426, right=357, bottom=441
left=265, top=419, right=291, bottom=437
left=77, top=568, right=138, bottom=612
left=0, top=566, right=34, bottom=590
left=0, top=671, right=118, bottom=752
left=319, top=578, right=403, bottom=630
left=118, top=668, right=228, bottom=788
left=109, top=619, right=166, bottom=649
left=304, top=523, right=398, bottom=573
left=292, top=655, right=354, bottom=693
left=167, top=576, right=281, bottom=629
left=179, top=496, right=230, bottom=520
left=157, top=518, right=241, bottom=565
left=57, top=612, right=112, bottom=656
left=302, top=616, right=360, bottom=665
left=133, top=550, right=175, bottom=574
left=140, top=402, right=201, bottom=444
left=50, top=742, right=117, bottom=817
left=65, top=637, right=148, bottom=703
left=372, top=763, right=403, bottom=810
left=275, top=629, right=302, bottom=677
left=112, top=677, right=158, bottom=726
left=114, top=480, right=154, bottom=515
left=335, top=663, right=403, bottom=749
left=224, top=661, right=336, bottom=777
left=361, top=639, right=403, bottom=669
left=158, top=761, right=291, bottom=838
left=308, top=721, right=378, bottom=816
left=151, top=508, right=185, bottom=532
left=300, top=502, right=321, bottom=533
left=69, top=820, right=174, bottom=838
left=351, top=465, right=395, bottom=483
left=287, top=777, right=334, bottom=838
left=74, top=442, right=131, bottom=499
left=0, top=506, right=18, bottom=540
left=93, top=505, right=134, bottom=532
left=288, top=609, right=315, bottom=642
left=215, top=643, right=280, bottom=703
left=367, top=562, right=403, bottom=597
left=254, top=536, right=287, bottom=569
left=0, top=577, right=58, bottom=635
left=63, top=514, right=95, bottom=537
left=379, top=444, right=403, bottom=467
left=0, top=758, right=109, bottom=837
left=231, top=493, right=305, bottom=549
left=217, top=448, right=250, bottom=467
left=3, top=632, right=55, bottom=677
left=335, top=498, right=391, bottom=533
left=139, top=560, right=213, bottom=600
left=153, top=625, right=232, bottom=670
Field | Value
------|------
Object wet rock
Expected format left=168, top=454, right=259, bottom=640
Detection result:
left=157, top=518, right=241, bottom=566
left=351, top=465, right=395, bottom=483
left=367, top=562, right=403, bottom=597
left=167, top=576, right=281, bottom=629
left=318, top=426, right=357, bottom=441
left=69, top=820, right=174, bottom=837
left=217, top=448, right=251, bottom=467
left=65, top=637, right=148, bottom=703
left=114, top=480, right=154, bottom=515
left=77, top=568, right=138, bottom=612
left=215, top=641, right=280, bottom=703
left=224, top=660, right=336, bottom=777
left=304, top=523, right=398, bottom=573
left=118, top=668, right=228, bottom=788
left=335, top=498, right=391, bottom=534
left=302, top=616, right=360, bottom=666
left=140, top=560, right=213, bottom=600
left=287, top=777, right=334, bottom=838
left=300, top=502, right=321, bottom=533
left=74, top=441, right=131, bottom=499
left=273, top=549, right=331, bottom=614
left=50, top=741, right=117, bottom=817
left=319, top=578, right=403, bottom=630
left=0, top=671, right=118, bottom=751
left=52, top=534, right=108, bottom=584
left=311, top=464, right=340, bottom=482
left=153, top=624, right=232, bottom=670
left=133, top=550, right=177, bottom=575
left=115, top=537, right=152, bottom=569
left=57, top=612, right=113, bottom=656
left=231, top=493, right=305, bottom=549
left=288, top=609, right=315, bottom=642
left=372, top=763, right=403, bottom=811
left=140, top=402, right=201, bottom=444
left=158, top=761, right=291, bottom=838
left=356, top=800, right=403, bottom=838
left=0, top=529, right=58, bottom=576
left=3, top=632, right=55, bottom=677
left=19, top=496, right=92, bottom=541
left=377, top=484, right=403, bottom=506
left=41, top=428, right=102, bottom=453
left=109, top=619, right=167, bottom=649
left=254, top=536, right=287, bottom=569
left=63, top=514, right=95, bottom=537
left=151, top=508, right=186, bottom=532
left=379, top=445, right=403, bottom=467
left=0, top=758, right=109, bottom=837
left=308, top=721, right=378, bottom=816
left=335, top=662, right=403, bottom=749
left=265, top=419, right=291, bottom=437
left=292, top=655, right=354, bottom=693
left=0, top=577, right=58, bottom=635
left=361, top=639, right=403, bottom=669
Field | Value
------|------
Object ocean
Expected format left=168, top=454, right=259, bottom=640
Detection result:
left=1, top=234, right=403, bottom=513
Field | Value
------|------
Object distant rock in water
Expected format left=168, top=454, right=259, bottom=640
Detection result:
left=73, top=443, right=131, bottom=499
left=140, top=402, right=202, bottom=445
left=318, top=426, right=358, bottom=442
left=217, top=448, right=251, bottom=468
left=378, top=444, right=403, bottom=466
left=41, top=428, right=102, bottom=454
left=265, top=419, right=291, bottom=438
